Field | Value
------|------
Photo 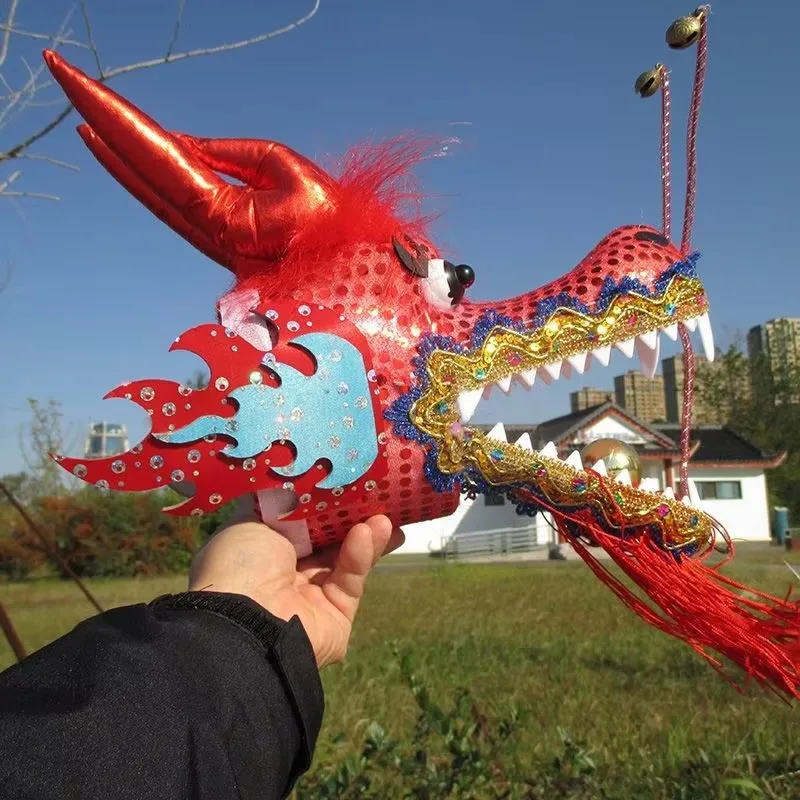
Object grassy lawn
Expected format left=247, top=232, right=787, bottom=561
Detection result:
left=2, top=544, right=800, bottom=797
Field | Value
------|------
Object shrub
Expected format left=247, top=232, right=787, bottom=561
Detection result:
left=2, top=489, right=203, bottom=578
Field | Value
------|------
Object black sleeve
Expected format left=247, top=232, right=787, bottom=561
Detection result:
left=0, top=591, right=324, bottom=800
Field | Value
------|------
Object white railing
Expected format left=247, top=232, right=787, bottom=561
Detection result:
left=439, top=525, right=545, bottom=560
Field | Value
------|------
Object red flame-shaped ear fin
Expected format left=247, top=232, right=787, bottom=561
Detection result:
left=43, top=50, right=338, bottom=274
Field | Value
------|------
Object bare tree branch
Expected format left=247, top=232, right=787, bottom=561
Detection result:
left=0, top=25, right=87, bottom=49
left=0, top=0, right=20, bottom=69
left=79, top=0, right=102, bottom=77
left=13, top=152, right=78, bottom=170
left=165, top=0, right=187, bottom=60
left=0, top=0, right=322, bottom=170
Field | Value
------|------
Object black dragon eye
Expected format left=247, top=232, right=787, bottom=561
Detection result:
left=455, top=264, right=475, bottom=288
left=444, top=262, right=475, bottom=306
left=634, top=230, right=670, bottom=246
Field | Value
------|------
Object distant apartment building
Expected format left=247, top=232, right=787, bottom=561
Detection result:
left=614, top=370, right=666, bottom=423
left=747, top=318, right=800, bottom=369
left=570, top=387, right=613, bottom=413
left=747, top=318, right=800, bottom=403
left=85, top=422, right=129, bottom=458
left=662, top=355, right=739, bottom=425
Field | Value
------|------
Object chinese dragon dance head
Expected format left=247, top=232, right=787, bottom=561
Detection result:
left=45, top=6, right=800, bottom=700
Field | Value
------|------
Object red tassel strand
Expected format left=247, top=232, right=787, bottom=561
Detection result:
left=558, top=519, right=800, bottom=702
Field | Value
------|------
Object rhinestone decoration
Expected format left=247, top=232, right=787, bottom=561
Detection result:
left=187, top=449, right=201, bottom=463
left=287, top=320, right=300, bottom=332
left=290, top=407, right=304, bottom=422
left=111, top=460, right=125, bottom=474
left=178, top=385, right=193, bottom=396
left=162, top=402, right=176, bottom=416
left=298, top=304, right=311, bottom=316
left=209, top=493, right=223, bottom=505
left=266, top=309, right=279, bottom=320
left=355, top=396, right=368, bottom=409
left=73, top=464, right=88, bottom=478
left=95, top=480, right=109, bottom=489
left=150, top=455, right=164, bottom=469
left=215, top=377, right=229, bottom=391
left=401, top=271, right=714, bottom=552
left=365, top=480, right=377, bottom=491
left=140, top=386, right=155, bottom=401
left=299, top=493, right=311, bottom=504
left=170, top=469, right=185, bottom=482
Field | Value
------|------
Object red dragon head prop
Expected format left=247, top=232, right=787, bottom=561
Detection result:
left=45, top=7, right=800, bottom=700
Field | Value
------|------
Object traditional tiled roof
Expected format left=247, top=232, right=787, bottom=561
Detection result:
left=474, top=402, right=784, bottom=468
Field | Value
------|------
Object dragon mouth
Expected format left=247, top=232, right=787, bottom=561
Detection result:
left=401, top=268, right=719, bottom=552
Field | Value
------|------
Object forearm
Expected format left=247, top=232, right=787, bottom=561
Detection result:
left=0, top=592, right=324, bottom=800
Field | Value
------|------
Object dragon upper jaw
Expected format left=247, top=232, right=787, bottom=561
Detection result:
left=455, top=308, right=714, bottom=425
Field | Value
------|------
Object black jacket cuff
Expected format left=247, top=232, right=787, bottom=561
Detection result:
left=150, top=591, right=324, bottom=774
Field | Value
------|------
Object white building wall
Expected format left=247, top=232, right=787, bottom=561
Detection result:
left=684, top=468, right=771, bottom=542
left=398, top=492, right=553, bottom=554
left=397, top=467, right=771, bottom=553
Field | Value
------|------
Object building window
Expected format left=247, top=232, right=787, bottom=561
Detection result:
left=695, top=480, right=743, bottom=500
left=485, top=492, right=506, bottom=506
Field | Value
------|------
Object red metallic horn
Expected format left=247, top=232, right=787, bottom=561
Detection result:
left=43, top=50, right=337, bottom=274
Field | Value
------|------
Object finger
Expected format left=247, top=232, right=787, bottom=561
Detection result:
left=322, top=515, right=393, bottom=622
left=384, top=527, right=406, bottom=557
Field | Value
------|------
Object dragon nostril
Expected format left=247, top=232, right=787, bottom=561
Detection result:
left=634, top=230, right=670, bottom=246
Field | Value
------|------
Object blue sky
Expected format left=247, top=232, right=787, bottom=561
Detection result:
left=1, top=0, right=798, bottom=476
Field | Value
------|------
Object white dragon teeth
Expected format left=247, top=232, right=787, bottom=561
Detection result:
left=615, top=338, right=636, bottom=358
left=457, top=389, right=482, bottom=422
left=540, top=441, right=558, bottom=458
left=565, top=450, right=583, bottom=469
left=662, top=486, right=675, bottom=499
left=543, top=361, right=563, bottom=380
left=663, top=323, right=679, bottom=341
left=682, top=317, right=698, bottom=333
left=496, top=375, right=513, bottom=393
left=615, top=469, right=632, bottom=486
left=636, top=331, right=661, bottom=379
left=592, top=345, right=611, bottom=367
left=520, top=369, right=537, bottom=387
left=487, top=422, right=507, bottom=442
left=515, top=432, right=533, bottom=451
left=590, top=459, right=607, bottom=476
left=696, top=312, right=715, bottom=362
left=567, top=353, right=588, bottom=374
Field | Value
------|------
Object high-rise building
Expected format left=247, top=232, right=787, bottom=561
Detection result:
left=570, top=387, right=613, bottom=413
left=614, top=370, right=666, bottom=423
left=85, top=422, right=129, bottom=458
left=747, top=318, right=800, bottom=403
left=747, top=318, right=800, bottom=369
left=662, top=355, right=736, bottom=425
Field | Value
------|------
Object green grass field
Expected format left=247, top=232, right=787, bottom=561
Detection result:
left=3, top=545, right=800, bottom=798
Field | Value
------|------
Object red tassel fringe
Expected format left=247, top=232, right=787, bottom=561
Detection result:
left=558, top=520, right=800, bottom=702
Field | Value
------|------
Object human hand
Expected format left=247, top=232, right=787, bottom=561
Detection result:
left=188, top=507, right=403, bottom=668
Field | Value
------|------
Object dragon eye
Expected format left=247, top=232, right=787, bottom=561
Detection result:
left=420, top=259, right=475, bottom=309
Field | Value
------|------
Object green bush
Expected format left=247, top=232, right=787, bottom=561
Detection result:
left=1, top=489, right=204, bottom=578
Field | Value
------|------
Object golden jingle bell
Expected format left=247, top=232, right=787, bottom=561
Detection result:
left=579, top=438, right=641, bottom=487
left=665, top=9, right=705, bottom=50
left=634, top=66, right=663, bottom=99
